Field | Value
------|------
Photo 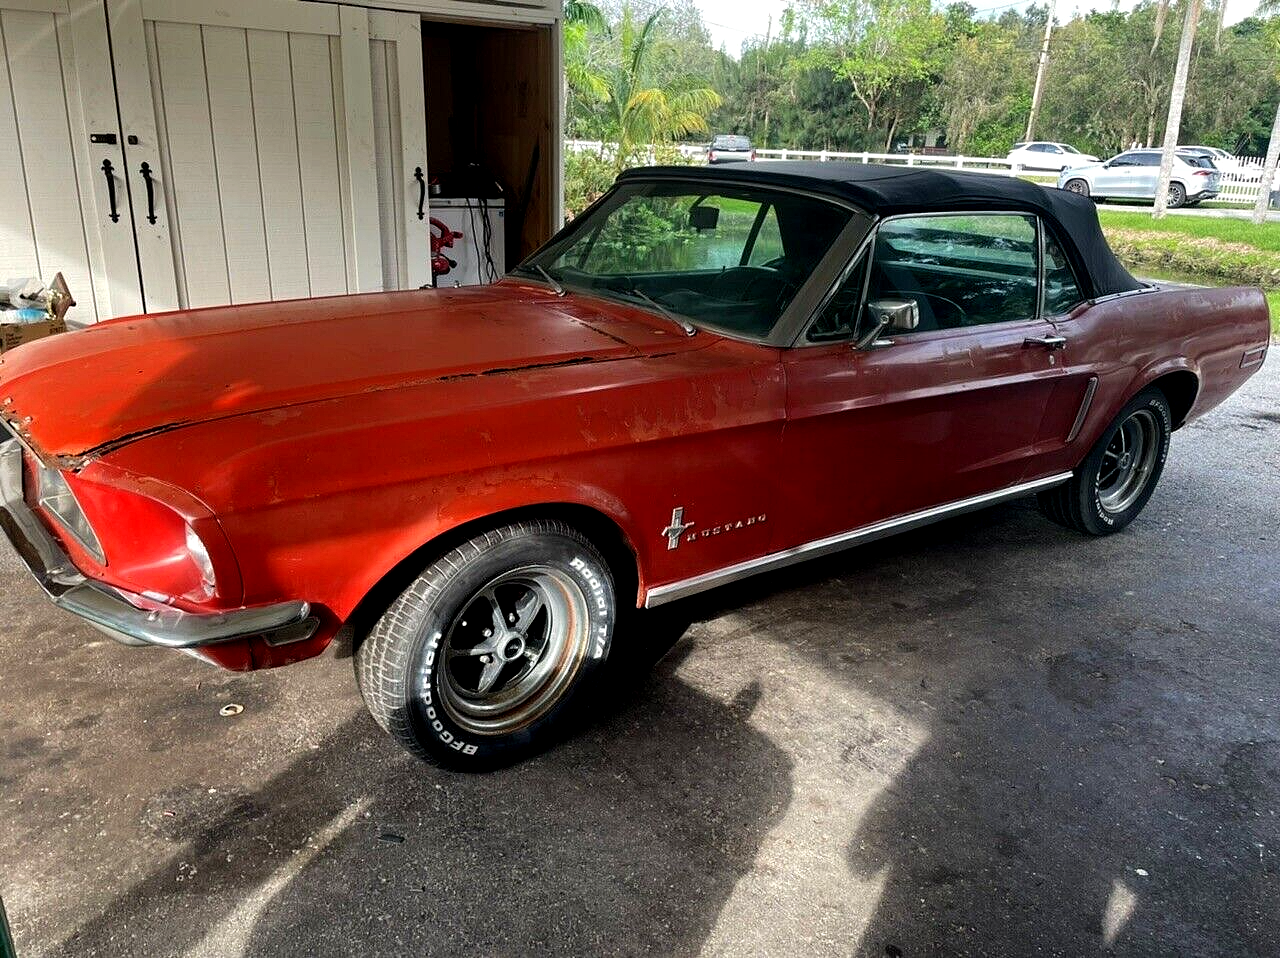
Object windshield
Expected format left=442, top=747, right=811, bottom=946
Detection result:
left=1060, top=144, right=1081, bottom=153
left=515, top=182, right=853, bottom=339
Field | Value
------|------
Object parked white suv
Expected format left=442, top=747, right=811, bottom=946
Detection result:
left=1007, top=141, right=1098, bottom=171
left=1179, top=145, right=1244, bottom=174
left=1058, top=149, right=1221, bottom=208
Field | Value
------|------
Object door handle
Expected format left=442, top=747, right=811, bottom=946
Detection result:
left=139, top=162, right=157, bottom=224
left=101, top=159, right=119, bottom=223
left=1024, top=335, right=1067, bottom=351
left=414, top=166, right=425, bottom=220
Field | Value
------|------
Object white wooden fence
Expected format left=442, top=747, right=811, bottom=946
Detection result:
left=565, top=139, right=1273, bottom=206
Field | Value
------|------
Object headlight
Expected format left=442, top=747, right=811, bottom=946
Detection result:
left=34, top=460, right=106, bottom=564
left=30, top=458, right=239, bottom=606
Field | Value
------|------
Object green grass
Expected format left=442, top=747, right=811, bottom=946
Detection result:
left=1095, top=209, right=1280, bottom=337
left=1097, top=209, right=1280, bottom=251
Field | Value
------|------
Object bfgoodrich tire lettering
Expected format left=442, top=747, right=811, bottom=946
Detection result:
left=1038, top=387, right=1172, bottom=536
left=355, top=520, right=616, bottom=768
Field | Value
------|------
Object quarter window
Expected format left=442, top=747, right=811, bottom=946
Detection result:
left=1043, top=230, right=1084, bottom=315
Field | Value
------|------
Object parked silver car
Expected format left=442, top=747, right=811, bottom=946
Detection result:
left=708, top=134, right=754, bottom=164
left=1058, top=149, right=1221, bottom=208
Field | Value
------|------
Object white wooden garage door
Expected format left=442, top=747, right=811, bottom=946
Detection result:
left=0, top=0, right=427, bottom=321
left=111, top=0, right=429, bottom=311
left=0, top=0, right=144, bottom=322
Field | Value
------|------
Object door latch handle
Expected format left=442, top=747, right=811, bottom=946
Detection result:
left=1024, top=335, right=1067, bottom=351
left=101, top=159, right=119, bottom=223
left=139, top=162, right=157, bottom=224
left=414, top=166, right=425, bottom=220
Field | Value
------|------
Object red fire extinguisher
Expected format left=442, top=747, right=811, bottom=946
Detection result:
left=430, top=217, right=462, bottom=282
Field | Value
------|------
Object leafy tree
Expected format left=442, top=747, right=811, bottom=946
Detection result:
left=598, top=8, right=722, bottom=171
left=563, top=0, right=1280, bottom=166
left=793, top=0, right=947, bottom=149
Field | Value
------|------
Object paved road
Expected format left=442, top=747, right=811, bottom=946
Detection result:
left=2, top=363, right=1277, bottom=958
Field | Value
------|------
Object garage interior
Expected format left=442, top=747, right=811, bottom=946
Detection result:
left=422, top=19, right=557, bottom=274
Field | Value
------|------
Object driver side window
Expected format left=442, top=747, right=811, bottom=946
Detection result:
left=863, top=214, right=1038, bottom=334
left=807, top=213, right=1041, bottom=341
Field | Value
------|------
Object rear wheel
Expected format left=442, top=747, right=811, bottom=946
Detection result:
left=1064, top=178, right=1090, bottom=197
left=1167, top=182, right=1187, bottom=208
left=355, top=520, right=616, bottom=768
left=1038, top=387, right=1172, bottom=536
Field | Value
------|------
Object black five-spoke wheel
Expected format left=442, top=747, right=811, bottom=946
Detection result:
left=356, top=520, right=616, bottom=767
left=1039, top=386, right=1173, bottom=535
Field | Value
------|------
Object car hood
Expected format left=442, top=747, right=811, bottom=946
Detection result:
left=0, top=282, right=705, bottom=465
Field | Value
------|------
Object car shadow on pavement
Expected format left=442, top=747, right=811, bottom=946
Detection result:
left=46, top=615, right=792, bottom=958
left=680, top=499, right=1280, bottom=957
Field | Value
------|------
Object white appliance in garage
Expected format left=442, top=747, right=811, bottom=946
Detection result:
left=430, top=197, right=505, bottom=286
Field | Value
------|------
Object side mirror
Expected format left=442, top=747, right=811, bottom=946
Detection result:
left=855, top=297, right=920, bottom=349
left=689, top=205, right=720, bottom=231
left=868, top=297, right=920, bottom=333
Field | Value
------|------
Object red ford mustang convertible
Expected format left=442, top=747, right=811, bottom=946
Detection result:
left=0, top=164, right=1269, bottom=767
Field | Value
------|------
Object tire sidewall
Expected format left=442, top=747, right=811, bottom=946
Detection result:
left=1168, top=183, right=1186, bottom=208
left=1066, top=178, right=1089, bottom=197
left=1080, top=389, right=1172, bottom=534
left=405, top=530, right=616, bottom=767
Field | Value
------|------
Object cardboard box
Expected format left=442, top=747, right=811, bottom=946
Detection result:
left=0, top=316, right=67, bottom=353
left=0, top=272, right=72, bottom=354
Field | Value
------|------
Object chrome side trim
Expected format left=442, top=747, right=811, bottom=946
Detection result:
left=644, top=471, right=1074, bottom=608
left=1065, top=375, right=1099, bottom=444
left=0, top=440, right=317, bottom=649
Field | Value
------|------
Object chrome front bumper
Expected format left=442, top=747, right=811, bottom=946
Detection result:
left=0, top=440, right=316, bottom=649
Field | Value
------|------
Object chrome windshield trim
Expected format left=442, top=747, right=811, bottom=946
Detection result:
left=644, top=471, right=1074, bottom=608
left=0, top=440, right=316, bottom=649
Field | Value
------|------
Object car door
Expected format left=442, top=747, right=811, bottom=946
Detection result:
left=1093, top=153, right=1135, bottom=197
left=778, top=212, right=1066, bottom=547
left=1128, top=151, right=1162, bottom=200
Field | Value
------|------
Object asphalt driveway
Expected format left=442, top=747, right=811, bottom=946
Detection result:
left=2, top=361, right=1276, bottom=958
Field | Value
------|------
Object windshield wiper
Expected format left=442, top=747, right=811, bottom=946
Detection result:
left=533, top=264, right=566, bottom=297
left=627, top=288, right=696, bottom=337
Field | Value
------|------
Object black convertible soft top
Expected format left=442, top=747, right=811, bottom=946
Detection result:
left=618, top=162, right=1143, bottom=300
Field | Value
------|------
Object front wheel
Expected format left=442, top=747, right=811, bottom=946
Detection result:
left=1038, top=387, right=1172, bottom=536
left=355, top=520, right=616, bottom=768
left=1063, top=178, right=1090, bottom=197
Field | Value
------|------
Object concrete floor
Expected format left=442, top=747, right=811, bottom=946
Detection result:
left=2, top=364, right=1277, bottom=958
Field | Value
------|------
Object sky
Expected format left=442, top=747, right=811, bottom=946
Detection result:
left=693, top=0, right=1262, bottom=56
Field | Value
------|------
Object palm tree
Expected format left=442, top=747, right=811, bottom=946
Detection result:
left=565, top=0, right=609, bottom=107
left=1252, top=0, right=1280, bottom=223
left=1152, top=0, right=1201, bottom=218
left=601, top=8, right=722, bottom=172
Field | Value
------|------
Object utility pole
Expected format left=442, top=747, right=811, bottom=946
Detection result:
left=1024, top=0, right=1056, bottom=142
left=1252, top=100, right=1280, bottom=224
left=1153, top=0, right=1202, bottom=218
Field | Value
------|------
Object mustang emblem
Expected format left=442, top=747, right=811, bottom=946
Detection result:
left=662, top=507, right=695, bottom=550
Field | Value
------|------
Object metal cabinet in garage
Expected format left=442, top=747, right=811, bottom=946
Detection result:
left=1, top=0, right=561, bottom=322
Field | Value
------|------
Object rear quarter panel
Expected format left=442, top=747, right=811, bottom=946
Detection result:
left=1033, top=284, right=1269, bottom=475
